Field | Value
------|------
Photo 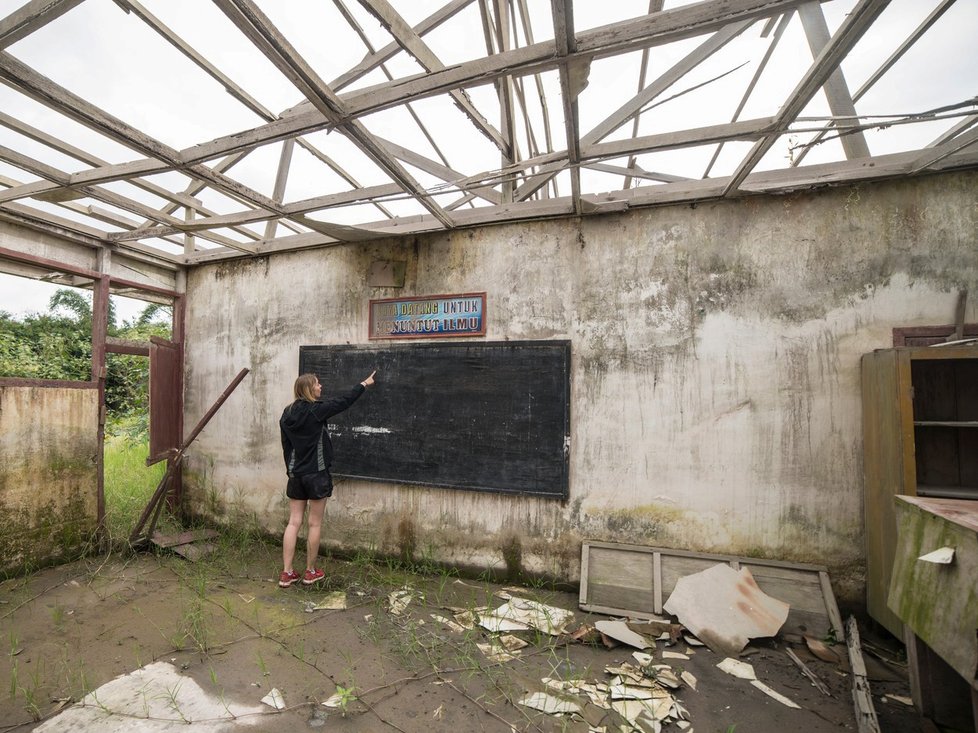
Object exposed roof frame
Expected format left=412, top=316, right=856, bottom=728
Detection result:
left=0, top=0, right=970, bottom=269
left=722, top=0, right=890, bottom=195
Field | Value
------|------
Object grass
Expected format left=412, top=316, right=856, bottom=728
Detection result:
left=102, top=433, right=167, bottom=546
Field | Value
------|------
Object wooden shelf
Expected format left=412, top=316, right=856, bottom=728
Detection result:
left=914, top=420, right=978, bottom=427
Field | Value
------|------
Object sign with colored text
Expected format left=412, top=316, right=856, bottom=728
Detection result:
left=369, top=292, right=486, bottom=340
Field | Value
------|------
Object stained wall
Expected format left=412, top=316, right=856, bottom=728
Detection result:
left=0, top=386, right=99, bottom=574
left=182, top=170, right=978, bottom=604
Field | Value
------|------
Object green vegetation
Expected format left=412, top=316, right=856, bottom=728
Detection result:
left=102, top=434, right=167, bottom=544
left=0, top=287, right=171, bottom=417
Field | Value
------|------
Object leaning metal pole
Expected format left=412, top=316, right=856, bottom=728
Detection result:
left=129, top=368, right=250, bottom=546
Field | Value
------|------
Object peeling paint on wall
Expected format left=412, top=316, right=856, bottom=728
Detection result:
left=183, top=171, right=978, bottom=606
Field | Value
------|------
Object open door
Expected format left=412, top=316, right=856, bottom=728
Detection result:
left=148, top=336, right=182, bottom=466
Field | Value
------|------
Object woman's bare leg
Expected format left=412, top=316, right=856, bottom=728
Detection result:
left=282, top=499, right=307, bottom=572
left=305, top=498, right=328, bottom=570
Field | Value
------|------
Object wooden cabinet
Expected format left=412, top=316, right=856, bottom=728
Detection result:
left=861, top=346, right=978, bottom=637
left=888, top=496, right=978, bottom=731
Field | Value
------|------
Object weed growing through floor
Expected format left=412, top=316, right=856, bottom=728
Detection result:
left=159, top=680, right=189, bottom=724
left=332, top=684, right=357, bottom=716
left=50, top=604, right=66, bottom=631
left=21, top=664, right=42, bottom=721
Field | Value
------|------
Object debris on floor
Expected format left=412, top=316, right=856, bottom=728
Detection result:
left=662, top=563, right=789, bottom=656
left=388, top=586, right=421, bottom=615
left=303, top=591, right=348, bottom=611
left=521, top=657, right=693, bottom=732
left=478, top=596, right=574, bottom=635
left=260, top=686, right=286, bottom=709
left=596, top=619, right=655, bottom=649
left=5, top=549, right=908, bottom=732
left=716, top=657, right=800, bottom=708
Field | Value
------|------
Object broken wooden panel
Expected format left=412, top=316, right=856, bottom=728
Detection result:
left=579, top=540, right=842, bottom=639
left=581, top=541, right=658, bottom=614
left=150, top=528, right=219, bottom=562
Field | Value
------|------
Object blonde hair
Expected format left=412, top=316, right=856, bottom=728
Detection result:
left=293, top=373, right=319, bottom=402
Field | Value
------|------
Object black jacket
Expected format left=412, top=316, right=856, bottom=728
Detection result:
left=280, top=384, right=365, bottom=477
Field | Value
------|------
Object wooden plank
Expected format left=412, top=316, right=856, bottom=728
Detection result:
left=340, top=0, right=814, bottom=122
left=170, top=542, right=218, bottom=562
left=723, top=0, right=889, bottom=195
left=798, top=2, right=869, bottom=159
left=0, top=0, right=83, bottom=49
left=861, top=348, right=907, bottom=637
left=213, top=0, right=454, bottom=230
left=578, top=540, right=590, bottom=608
left=653, top=551, right=662, bottom=615
left=359, top=0, right=507, bottom=152
left=818, top=570, right=845, bottom=638
left=584, top=117, right=774, bottom=161
left=911, top=121, right=978, bottom=173
left=846, top=616, right=882, bottom=733
left=586, top=582, right=658, bottom=615
left=150, top=528, right=219, bottom=549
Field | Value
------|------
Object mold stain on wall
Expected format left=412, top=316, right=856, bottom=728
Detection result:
left=0, top=387, right=98, bottom=575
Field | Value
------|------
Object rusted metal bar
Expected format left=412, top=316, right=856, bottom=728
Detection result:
left=129, top=367, right=249, bottom=545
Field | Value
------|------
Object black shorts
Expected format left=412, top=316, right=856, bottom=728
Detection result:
left=286, top=470, right=333, bottom=500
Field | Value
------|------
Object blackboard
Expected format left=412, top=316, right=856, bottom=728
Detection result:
left=298, top=341, right=570, bottom=498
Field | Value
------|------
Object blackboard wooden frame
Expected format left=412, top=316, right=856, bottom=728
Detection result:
left=298, top=340, right=570, bottom=498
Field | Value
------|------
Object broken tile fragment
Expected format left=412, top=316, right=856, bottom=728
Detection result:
left=662, top=651, right=689, bottom=660
left=717, top=657, right=800, bottom=709
left=387, top=587, right=419, bottom=615
left=803, top=635, right=840, bottom=663
left=663, top=564, right=789, bottom=656
left=430, top=613, right=466, bottom=632
left=479, top=598, right=574, bottom=635
left=261, top=687, right=285, bottom=710
left=518, top=691, right=582, bottom=715
left=594, top=620, right=653, bottom=649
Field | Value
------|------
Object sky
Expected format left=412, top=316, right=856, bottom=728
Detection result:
left=0, top=272, right=154, bottom=323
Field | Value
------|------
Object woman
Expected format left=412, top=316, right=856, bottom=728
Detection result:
left=278, top=369, right=376, bottom=587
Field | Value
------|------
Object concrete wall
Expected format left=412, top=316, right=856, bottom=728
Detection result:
left=0, top=386, right=99, bottom=575
left=182, top=170, right=978, bottom=604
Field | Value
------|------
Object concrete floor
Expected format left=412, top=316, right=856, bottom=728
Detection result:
left=0, top=536, right=920, bottom=732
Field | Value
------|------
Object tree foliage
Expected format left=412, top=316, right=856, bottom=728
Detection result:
left=0, top=289, right=172, bottom=425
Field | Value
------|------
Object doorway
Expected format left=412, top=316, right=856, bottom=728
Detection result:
left=102, top=294, right=175, bottom=546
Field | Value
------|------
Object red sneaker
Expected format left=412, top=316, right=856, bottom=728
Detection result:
left=302, top=568, right=325, bottom=585
left=278, top=570, right=300, bottom=588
